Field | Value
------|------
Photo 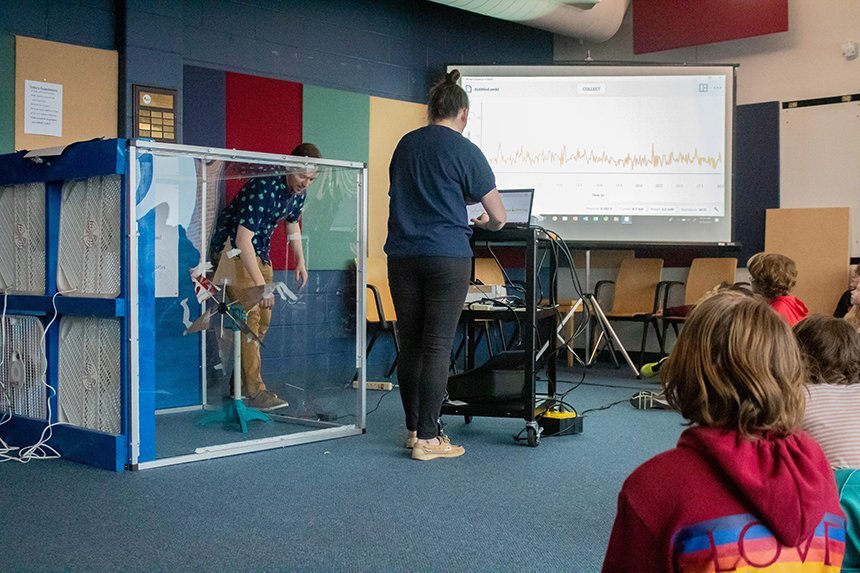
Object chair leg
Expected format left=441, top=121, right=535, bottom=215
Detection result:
left=485, top=324, right=495, bottom=357
left=639, top=321, right=649, bottom=368
left=386, top=326, right=400, bottom=378
left=652, top=318, right=664, bottom=357
left=661, top=320, right=670, bottom=356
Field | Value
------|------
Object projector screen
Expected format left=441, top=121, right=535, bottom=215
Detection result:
left=453, top=65, right=736, bottom=245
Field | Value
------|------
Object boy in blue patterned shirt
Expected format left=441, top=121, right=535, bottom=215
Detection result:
left=209, top=143, right=320, bottom=411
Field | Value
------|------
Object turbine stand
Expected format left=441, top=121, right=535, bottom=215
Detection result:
left=198, top=325, right=270, bottom=432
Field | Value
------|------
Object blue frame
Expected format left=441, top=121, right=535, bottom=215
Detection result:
left=0, top=139, right=131, bottom=471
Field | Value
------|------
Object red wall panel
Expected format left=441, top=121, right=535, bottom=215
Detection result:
left=632, top=0, right=788, bottom=54
left=225, top=72, right=303, bottom=270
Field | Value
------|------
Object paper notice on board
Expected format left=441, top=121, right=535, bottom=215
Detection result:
left=24, top=80, right=63, bottom=137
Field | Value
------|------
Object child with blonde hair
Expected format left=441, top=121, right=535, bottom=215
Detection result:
left=747, top=252, right=809, bottom=325
left=603, top=291, right=845, bottom=572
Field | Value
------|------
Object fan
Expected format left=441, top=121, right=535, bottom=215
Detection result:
left=0, top=315, right=47, bottom=420
left=57, top=175, right=122, bottom=298
left=0, top=183, right=46, bottom=295
left=57, top=316, right=122, bottom=434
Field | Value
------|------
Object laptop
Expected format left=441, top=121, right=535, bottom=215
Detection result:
left=467, top=188, right=534, bottom=228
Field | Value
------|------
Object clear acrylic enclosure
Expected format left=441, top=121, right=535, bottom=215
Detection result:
left=130, top=142, right=367, bottom=467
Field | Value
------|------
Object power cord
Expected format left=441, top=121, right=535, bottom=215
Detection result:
left=336, top=381, right=397, bottom=420
left=1, top=289, right=76, bottom=463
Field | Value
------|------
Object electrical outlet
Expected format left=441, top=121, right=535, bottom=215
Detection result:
left=352, top=380, right=393, bottom=391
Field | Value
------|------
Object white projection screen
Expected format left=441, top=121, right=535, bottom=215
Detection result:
left=453, top=65, right=736, bottom=245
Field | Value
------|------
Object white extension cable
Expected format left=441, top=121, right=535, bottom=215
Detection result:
left=0, top=289, right=75, bottom=463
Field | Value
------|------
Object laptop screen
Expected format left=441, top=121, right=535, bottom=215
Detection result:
left=467, top=188, right=534, bottom=227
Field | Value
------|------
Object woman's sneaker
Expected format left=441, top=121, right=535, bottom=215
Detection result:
left=411, top=437, right=465, bottom=460
left=406, top=434, right=451, bottom=449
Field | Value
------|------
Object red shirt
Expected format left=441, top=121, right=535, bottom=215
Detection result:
left=770, top=295, right=809, bottom=326
left=602, top=427, right=845, bottom=572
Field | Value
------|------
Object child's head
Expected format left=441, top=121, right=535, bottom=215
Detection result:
left=662, top=289, right=805, bottom=438
left=794, top=314, right=860, bottom=386
left=851, top=263, right=860, bottom=290
left=747, top=252, right=798, bottom=299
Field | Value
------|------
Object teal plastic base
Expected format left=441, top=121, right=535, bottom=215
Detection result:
left=198, top=399, right=271, bottom=433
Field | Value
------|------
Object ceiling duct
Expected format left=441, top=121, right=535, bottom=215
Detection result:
left=427, top=0, right=631, bottom=43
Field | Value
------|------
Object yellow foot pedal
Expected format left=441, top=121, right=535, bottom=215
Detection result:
left=538, top=410, right=583, bottom=436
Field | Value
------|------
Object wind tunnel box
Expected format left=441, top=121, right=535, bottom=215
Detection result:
left=0, top=139, right=369, bottom=471
left=131, top=141, right=367, bottom=469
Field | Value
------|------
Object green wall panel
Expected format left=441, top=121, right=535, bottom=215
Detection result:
left=302, top=85, right=369, bottom=271
left=0, top=34, right=15, bottom=153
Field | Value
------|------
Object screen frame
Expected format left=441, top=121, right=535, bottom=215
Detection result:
left=450, top=63, right=738, bottom=248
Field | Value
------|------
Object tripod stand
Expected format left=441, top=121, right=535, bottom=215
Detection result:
left=557, top=250, right=639, bottom=377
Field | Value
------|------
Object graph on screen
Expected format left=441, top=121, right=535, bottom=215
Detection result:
left=455, top=66, right=735, bottom=245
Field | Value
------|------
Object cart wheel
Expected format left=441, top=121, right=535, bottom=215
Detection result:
left=526, top=426, right=540, bottom=447
left=464, top=415, right=472, bottom=424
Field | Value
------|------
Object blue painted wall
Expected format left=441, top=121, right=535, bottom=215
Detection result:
left=2, top=0, right=553, bottom=143
left=122, top=0, right=554, bottom=140
left=0, top=0, right=115, bottom=50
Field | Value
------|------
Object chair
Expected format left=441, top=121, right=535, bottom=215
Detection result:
left=365, top=257, right=399, bottom=378
left=594, top=258, right=664, bottom=367
left=660, top=257, right=737, bottom=348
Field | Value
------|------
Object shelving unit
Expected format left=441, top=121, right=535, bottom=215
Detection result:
left=0, top=139, right=130, bottom=471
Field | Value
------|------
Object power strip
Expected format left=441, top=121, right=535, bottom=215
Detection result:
left=352, top=380, right=394, bottom=391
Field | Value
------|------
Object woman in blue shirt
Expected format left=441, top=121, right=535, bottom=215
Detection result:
left=385, top=69, right=506, bottom=461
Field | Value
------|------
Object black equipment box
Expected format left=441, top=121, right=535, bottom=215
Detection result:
left=448, top=351, right=526, bottom=402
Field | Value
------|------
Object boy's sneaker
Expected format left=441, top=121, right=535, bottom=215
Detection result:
left=640, top=356, right=668, bottom=379
left=411, top=437, right=465, bottom=460
left=246, top=390, right=289, bottom=411
left=630, top=390, right=670, bottom=410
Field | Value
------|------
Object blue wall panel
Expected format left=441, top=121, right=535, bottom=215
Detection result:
left=733, top=101, right=780, bottom=265
left=127, top=0, right=554, bottom=133
left=0, top=0, right=115, bottom=50
left=182, top=65, right=225, bottom=148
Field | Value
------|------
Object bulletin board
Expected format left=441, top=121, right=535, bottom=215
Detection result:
left=780, top=100, right=860, bottom=258
left=368, top=96, right=425, bottom=259
left=14, top=36, right=117, bottom=151
left=765, top=207, right=850, bottom=315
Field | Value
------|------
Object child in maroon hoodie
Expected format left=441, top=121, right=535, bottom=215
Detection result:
left=602, top=290, right=845, bottom=572
left=747, top=252, right=809, bottom=326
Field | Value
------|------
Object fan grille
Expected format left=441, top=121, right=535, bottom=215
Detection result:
left=57, top=176, right=122, bottom=297
left=0, top=183, right=46, bottom=295
left=0, top=315, right=47, bottom=420
left=58, top=316, right=121, bottom=434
